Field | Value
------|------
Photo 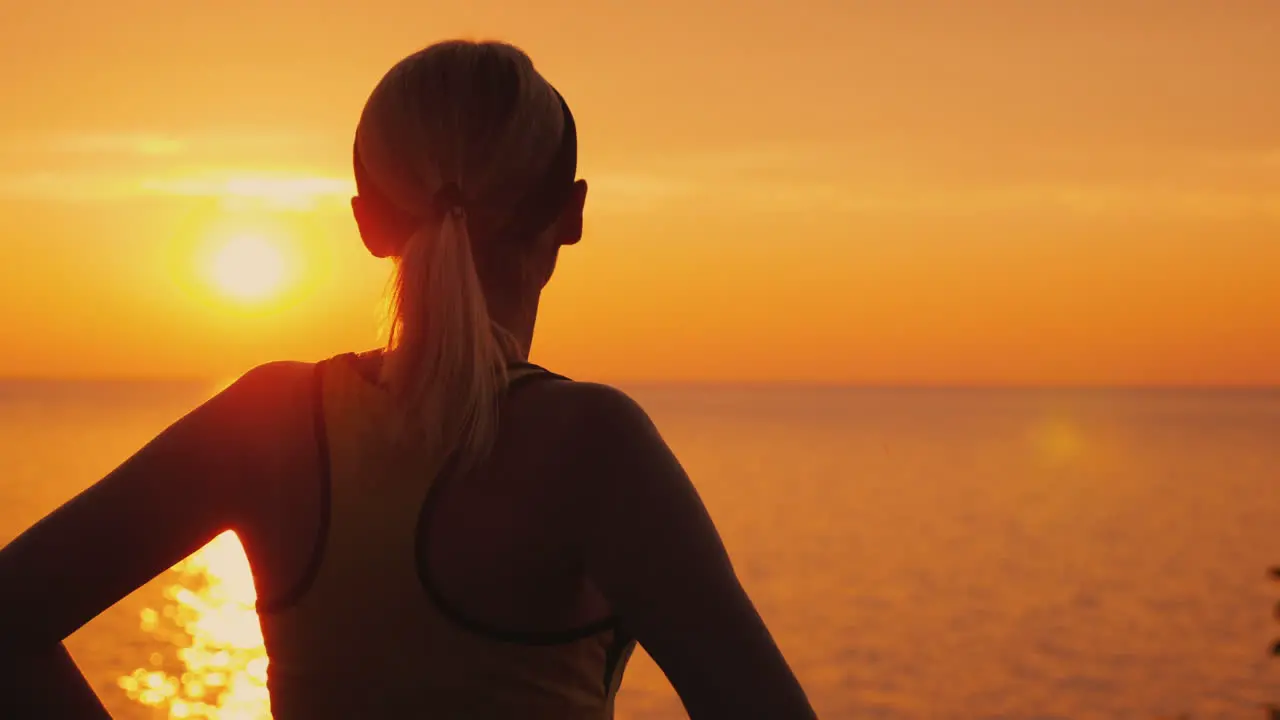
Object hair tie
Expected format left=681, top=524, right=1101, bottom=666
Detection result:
left=433, top=181, right=466, bottom=219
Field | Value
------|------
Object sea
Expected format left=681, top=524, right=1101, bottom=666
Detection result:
left=1, top=379, right=1278, bottom=719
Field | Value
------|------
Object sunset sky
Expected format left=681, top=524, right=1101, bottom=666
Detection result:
left=0, top=1, right=1277, bottom=385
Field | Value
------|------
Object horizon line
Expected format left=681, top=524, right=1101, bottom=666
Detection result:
left=0, top=375, right=1276, bottom=393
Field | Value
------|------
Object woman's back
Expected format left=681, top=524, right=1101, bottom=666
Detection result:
left=249, top=353, right=632, bottom=718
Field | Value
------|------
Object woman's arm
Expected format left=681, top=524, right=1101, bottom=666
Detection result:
left=576, top=385, right=818, bottom=719
left=0, top=364, right=292, bottom=659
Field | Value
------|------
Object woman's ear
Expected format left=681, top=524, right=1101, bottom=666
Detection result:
left=556, top=179, right=588, bottom=247
left=352, top=195, right=407, bottom=258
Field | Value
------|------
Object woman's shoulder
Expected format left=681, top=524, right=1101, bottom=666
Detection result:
left=534, top=379, right=651, bottom=426
left=236, top=359, right=319, bottom=385
left=527, top=379, right=666, bottom=465
left=223, top=360, right=318, bottom=405
left=207, top=360, right=321, bottom=444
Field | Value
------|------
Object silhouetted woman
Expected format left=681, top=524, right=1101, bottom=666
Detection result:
left=0, top=41, right=817, bottom=719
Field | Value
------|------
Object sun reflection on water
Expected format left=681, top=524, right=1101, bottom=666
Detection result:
left=1029, top=416, right=1084, bottom=466
left=119, top=531, right=272, bottom=719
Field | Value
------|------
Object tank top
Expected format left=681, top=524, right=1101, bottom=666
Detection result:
left=257, top=354, right=635, bottom=719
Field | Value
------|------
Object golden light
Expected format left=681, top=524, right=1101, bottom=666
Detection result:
left=121, top=531, right=272, bottom=719
left=207, top=235, right=289, bottom=302
left=1030, top=417, right=1084, bottom=466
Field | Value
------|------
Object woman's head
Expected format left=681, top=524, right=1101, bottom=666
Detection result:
left=350, top=40, right=586, bottom=469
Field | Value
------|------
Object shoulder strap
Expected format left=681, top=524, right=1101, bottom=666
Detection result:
left=505, top=362, right=571, bottom=394
left=415, top=362, right=622, bottom=645
left=257, top=358, right=333, bottom=615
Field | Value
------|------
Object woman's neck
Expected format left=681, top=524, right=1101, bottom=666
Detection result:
left=489, top=292, right=540, bottom=362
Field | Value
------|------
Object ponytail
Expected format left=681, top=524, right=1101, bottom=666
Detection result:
left=353, top=41, right=572, bottom=475
left=382, top=206, right=520, bottom=473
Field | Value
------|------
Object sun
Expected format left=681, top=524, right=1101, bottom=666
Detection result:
left=208, top=235, right=289, bottom=302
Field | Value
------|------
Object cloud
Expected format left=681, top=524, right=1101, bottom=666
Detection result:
left=0, top=170, right=353, bottom=210
left=0, top=132, right=334, bottom=158
left=588, top=174, right=703, bottom=211
left=583, top=141, right=1280, bottom=220
left=1, top=139, right=1277, bottom=220
left=1204, top=148, right=1280, bottom=170
left=0, top=173, right=139, bottom=201
left=4, top=167, right=1277, bottom=220
left=140, top=175, right=354, bottom=210
left=584, top=166, right=1280, bottom=220
left=46, top=134, right=189, bottom=156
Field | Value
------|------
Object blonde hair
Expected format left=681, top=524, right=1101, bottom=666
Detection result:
left=353, top=40, right=572, bottom=472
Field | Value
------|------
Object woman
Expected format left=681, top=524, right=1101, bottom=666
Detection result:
left=0, top=41, right=816, bottom=718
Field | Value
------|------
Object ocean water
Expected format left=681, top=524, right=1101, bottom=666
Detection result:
left=1, top=379, right=1278, bottom=719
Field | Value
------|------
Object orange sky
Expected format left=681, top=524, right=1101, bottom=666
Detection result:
left=0, top=1, right=1278, bottom=385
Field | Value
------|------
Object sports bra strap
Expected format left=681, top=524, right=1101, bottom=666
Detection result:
left=414, top=367, right=623, bottom=646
